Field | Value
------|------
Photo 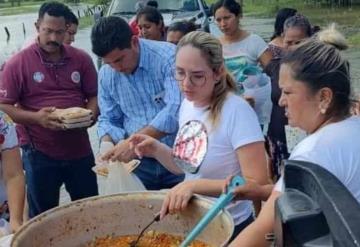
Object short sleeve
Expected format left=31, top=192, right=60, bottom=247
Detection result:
left=80, top=52, right=98, bottom=98
left=227, top=95, right=264, bottom=150
left=0, top=112, right=18, bottom=151
left=274, top=176, right=284, bottom=192
left=0, top=57, right=23, bottom=104
left=249, top=34, right=268, bottom=60
left=290, top=143, right=326, bottom=168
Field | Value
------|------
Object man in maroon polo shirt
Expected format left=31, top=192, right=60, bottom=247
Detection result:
left=0, top=1, right=99, bottom=217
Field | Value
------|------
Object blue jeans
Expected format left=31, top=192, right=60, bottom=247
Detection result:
left=133, top=157, right=184, bottom=190
left=22, top=145, right=98, bottom=218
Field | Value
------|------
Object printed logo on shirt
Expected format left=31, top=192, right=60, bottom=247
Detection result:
left=71, top=71, right=81, bottom=84
left=0, top=89, right=7, bottom=98
left=33, top=72, right=45, bottom=83
left=172, top=120, right=208, bottom=174
left=153, top=91, right=165, bottom=104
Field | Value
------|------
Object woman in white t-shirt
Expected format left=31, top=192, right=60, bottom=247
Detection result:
left=0, top=111, right=25, bottom=233
left=213, top=0, right=272, bottom=86
left=229, top=26, right=360, bottom=246
left=213, top=0, right=273, bottom=125
left=128, top=31, right=270, bottom=240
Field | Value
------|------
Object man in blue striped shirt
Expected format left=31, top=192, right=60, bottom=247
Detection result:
left=91, top=16, right=184, bottom=190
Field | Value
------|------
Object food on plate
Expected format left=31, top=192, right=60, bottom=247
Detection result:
left=86, top=231, right=211, bottom=247
left=92, top=160, right=141, bottom=177
left=94, top=165, right=109, bottom=177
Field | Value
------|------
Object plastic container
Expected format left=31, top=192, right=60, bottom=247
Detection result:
left=242, top=72, right=273, bottom=124
left=242, top=69, right=269, bottom=90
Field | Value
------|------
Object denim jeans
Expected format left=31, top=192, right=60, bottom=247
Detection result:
left=133, top=157, right=184, bottom=190
left=22, top=145, right=98, bottom=218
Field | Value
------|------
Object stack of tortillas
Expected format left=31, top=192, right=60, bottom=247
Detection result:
left=53, top=107, right=93, bottom=129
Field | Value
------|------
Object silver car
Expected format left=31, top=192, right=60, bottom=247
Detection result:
left=107, top=0, right=211, bottom=32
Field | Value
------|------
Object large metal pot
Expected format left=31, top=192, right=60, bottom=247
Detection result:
left=11, top=192, right=234, bottom=247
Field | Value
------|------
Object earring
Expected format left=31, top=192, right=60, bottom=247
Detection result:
left=320, top=108, right=326, bottom=114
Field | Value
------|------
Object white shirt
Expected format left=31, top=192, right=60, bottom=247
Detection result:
left=222, top=33, right=268, bottom=68
left=0, top=112, right=19, bottom=204
left=177, top=93, right=264, bottom=225
left=275, top=116, right=360, bottom=203
left=222, top=34, right=272, bottom=124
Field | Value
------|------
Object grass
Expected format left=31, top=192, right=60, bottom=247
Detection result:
left=0, top=0, right=43, bottom=15
left=0, top=0, right=39, bottom=8
left=78, top=14, right=94, bottom=29
left=0, top=4, right=39, bottom=15
left=348, top=33, right=360, bottom=46
left=205, top=0, right=360, bottom=46
left=0, top=0, right=96, bottom=15
left=0, top=0, right=96, bottom=29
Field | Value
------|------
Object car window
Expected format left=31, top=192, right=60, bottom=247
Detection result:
left=110, top=0, right=200, bottom=15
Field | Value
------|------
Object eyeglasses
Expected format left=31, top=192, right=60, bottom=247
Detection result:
left=174, top=70, right=207, bottom=87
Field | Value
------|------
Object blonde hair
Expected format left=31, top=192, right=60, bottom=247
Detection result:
left=316, top=23, right=348, bottom=50
left=176, top=31, right=237, bottom=127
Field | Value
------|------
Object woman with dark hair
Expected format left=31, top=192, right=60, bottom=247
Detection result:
left=166, top=20, right=197, bottom=44
left=282, top=14, right=313, bottom=49
left=63, top=11, right=79, bottom=45
left=269, top=8, right=297, bottom=58
left=229, top=25, right=360, bottom=246
left=213, top=0, right=272, bottom=69
left=129, top=1, right=158, bottom=37
left=136, top=6, right=165, bottom=41
left=266, top=14, right=313, bottom=180
left=213, top=0, right=273, bottom=126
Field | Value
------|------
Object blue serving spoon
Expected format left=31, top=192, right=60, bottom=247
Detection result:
left=179, top=175, right=245, bottom=247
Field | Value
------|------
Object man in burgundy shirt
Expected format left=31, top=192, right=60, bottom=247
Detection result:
left=0, top=2, right=99, bottom=217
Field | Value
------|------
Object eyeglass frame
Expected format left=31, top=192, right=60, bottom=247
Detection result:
left=173, top=69, right=210, bottom=87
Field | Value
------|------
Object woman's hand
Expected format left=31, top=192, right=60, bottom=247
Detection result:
left=95, top=141, right=114, bottom=166
left=160, top=181, right=194, bottom=220
left=128, top=134, right=161, bottom=159
left=100, top=139, right=136, bottom=163
left=223, top=175, right=272, bottom=201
